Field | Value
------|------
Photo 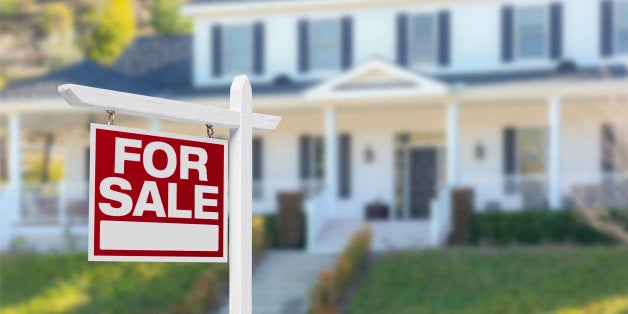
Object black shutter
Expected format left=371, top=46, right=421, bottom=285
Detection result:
left=501, top=6, right=514, bottom=62
left=550, top=3, right=563, bottom=59
left=341, top=16, right=353, bottom=70
left=438, top=11, right=451, bottom=66
left=298, top=19, right=310, bottom=73
left=601, top=0, right=614, bottom=56
left=314, top=137, right=325, bottom=179
left=601, top=124, right=616, bottom=173
left=299, top=135, right=311, bottom=180
left=253, top=22, right=265, bottom=75
left=338, top=134, right=351, bottom=198
left=211, top=25, right=223, bottom=77
left=396, top=13, right=409, bottom=66
left=503, top=127, right=517, bottom=175
left=253, top=137, right=263, bottom=180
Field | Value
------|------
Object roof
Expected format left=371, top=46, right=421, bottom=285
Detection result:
left=2, top=34, right=628, bottom=101
left=0, top=61, right=154, bottom=99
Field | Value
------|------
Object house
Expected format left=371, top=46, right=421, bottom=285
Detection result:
left=1, top=0, right=628, bottom=252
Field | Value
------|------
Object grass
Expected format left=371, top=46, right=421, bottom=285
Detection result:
left=0, top=252, right=228, bottom=314
left=349, top=247, right=628, bottom=314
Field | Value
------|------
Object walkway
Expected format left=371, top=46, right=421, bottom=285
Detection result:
left=216, top=250, right=337, bottom=314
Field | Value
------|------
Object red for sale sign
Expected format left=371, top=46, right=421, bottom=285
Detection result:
left=88, top=124, right=227, bottom=262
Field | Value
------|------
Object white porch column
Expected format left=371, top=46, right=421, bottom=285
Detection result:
left=324, top=106, right=338, bottom=216
left=9, top=113, right=22, bottom=221
left=150, top=119, right=161, bottom=132
left=2, top=113, right=22, bottom=249
left=548, top=96, right=562, bottom=209
left=446, top=102, right=459, bottom=188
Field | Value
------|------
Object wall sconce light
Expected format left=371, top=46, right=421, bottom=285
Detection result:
left=364, top=146, right=375, bottom=163
left=474, top=142, right=485, bottom=161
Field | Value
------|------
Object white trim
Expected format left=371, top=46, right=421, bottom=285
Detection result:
left=305, top=58, right=448, bottom=99
left=548, top=96, right=562, bottom=209
left=513, top=4, right=550, bottom=61
left=58, top=84, right=281, bottom=131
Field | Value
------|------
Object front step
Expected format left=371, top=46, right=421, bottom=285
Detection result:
left=310, top=219, right=433, bottom=253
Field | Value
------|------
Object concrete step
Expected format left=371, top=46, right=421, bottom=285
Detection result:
left=215, top=250, right=336, bottom=314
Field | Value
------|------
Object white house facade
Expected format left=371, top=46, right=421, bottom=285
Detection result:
left=2, top=0, right=628, bottom=252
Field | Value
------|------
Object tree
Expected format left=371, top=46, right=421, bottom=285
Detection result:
left=151, top=0, right=192, bottom=35
left=39, top=2, right=82, bottom=68
left=84, top=0, right=136, bottom=65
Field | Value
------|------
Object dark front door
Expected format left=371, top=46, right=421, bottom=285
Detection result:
left=407, top=147, right=438, bottom=219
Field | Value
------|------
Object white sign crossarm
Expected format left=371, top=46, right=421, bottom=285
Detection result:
left=58, top=83, right=281, bottom=131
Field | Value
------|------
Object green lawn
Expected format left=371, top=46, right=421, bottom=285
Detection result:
left=349, top=247, right=628, bottom=314
left=0, top=253, right=227, bottom=314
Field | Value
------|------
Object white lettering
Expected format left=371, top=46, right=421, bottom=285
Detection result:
left=180, top=146, right=208, bottom=181
left=143, top=141, right=177, bottom=178
left=194, top=185, right=219, bottom=219
left=98, top=177, right=133, bottom=216
left=133, top=181, right=166, bottom=217
left=114, top=138, right=141, bottom=174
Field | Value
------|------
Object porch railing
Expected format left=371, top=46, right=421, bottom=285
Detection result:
left=19, top=181, right=88, bottom=226
left=429, top=188, right=452, bottom=247
left=305, top=187, right=332, bottom=251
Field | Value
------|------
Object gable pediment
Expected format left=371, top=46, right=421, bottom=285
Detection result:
left=305, top=59, right=448, bottom=99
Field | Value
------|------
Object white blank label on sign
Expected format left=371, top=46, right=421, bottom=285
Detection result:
left=100, top=221, right=219, bottom=252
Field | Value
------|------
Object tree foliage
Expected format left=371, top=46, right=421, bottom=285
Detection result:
left=151, top=0, right=192, bottom=35
left=39, top=2, right=82, bottom=68
left=84, top=0, right=136, bottom=65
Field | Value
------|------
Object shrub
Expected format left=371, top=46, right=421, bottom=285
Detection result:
left=151, top=0, right=192, bottom=35
left=309, top=225, right=372, bottom=314
left=0, top=0, right=20, bottom=17
left=470, top=210, right=614, bottom=246
left=84, top=0, right=136, bottom=65
left=252, top=215, right=268, bottom=251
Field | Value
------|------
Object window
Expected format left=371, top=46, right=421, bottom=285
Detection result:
left=516, top=128, right=547, bottom=175
left=515, top=6, right=548, bottom=59
left=309, top=19, right=341, bottom=71
left=409, top=14, right=437, bottom=65
left=223, top=25, right=253, bottom=75
left=616, top=1, right=628, bottom=54
left=503, top=127, right=547, bottom=194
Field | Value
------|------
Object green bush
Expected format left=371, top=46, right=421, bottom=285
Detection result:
left=256, top=213, right=306, bottom=249
left=309, top=225, right=372, bottom=314
left=151, top=0, right=192, bottom=35
left=84, top=0, right=136, bottom=65
left=0, top=0, right=20, bottom=17
left=470, top=210, right=614, bottom=246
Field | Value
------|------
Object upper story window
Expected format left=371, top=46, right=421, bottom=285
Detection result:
left=309, top=19, right=341, bottom=71
left=298, top=17, right=352, bottom=73
left=223, top=24, right=253, bottom=75
left=396, top=11, right=450, bottom=67
left=501, top=4, right=561, bottom=62
left=211, top=22, right=264, bottom=78
left=615, top=1, right=628, bottom=54
left=409, top=14, right=437, bottom=65
left=515, top=6, right=548, bottom=60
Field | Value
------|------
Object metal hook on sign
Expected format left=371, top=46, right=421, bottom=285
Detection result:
left=206, top=124, right=214, bottom=138
left=106, top=110, right=115, bottom=125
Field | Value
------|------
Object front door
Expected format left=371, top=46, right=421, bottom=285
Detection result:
left=406, top=147, right=438, bottom=219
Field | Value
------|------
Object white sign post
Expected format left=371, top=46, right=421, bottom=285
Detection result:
left=59, top=75, right=279, bottom=314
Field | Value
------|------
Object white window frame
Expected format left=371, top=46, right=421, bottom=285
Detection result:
left=514, top=5, right=550, bottom=61
left=615, top=0, right=628, bottom=55
left=407, top=13, right=439, bottom=67
left=308, top=18, right=342, bottom=72
left=222, top=24, right=254, bottom=76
